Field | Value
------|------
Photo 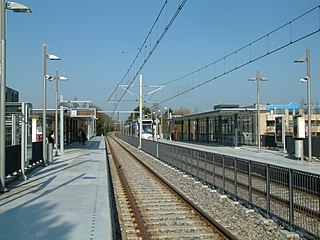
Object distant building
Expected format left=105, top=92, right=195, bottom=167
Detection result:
left=5, top=86, right=19, bottom=102
left=265, top=101, right=320, bottom=137
left=169, top=102, right=320, bottom=146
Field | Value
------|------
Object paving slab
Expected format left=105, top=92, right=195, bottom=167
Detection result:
left=0, top=136, right=112, bottom=240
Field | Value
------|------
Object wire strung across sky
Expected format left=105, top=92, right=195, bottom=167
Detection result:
left=108, top=0, right=188, bottom=117
left=152, top=4, right=320, bottom=108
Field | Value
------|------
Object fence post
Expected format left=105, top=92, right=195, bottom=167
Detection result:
left=289, top=168, right=294, bottom=229
left=266, top=164, right=270, bottom=215
left=248, top=161, right=252, bottom=204
left=197, top=150, right=199, bottom=178
left=234, top=158, right=237, bottom=195
left=222, top=155, right=226, bottom=191
left=204, top=152, right=207, bottom=182
left=212, top=153, right=215, bottom=186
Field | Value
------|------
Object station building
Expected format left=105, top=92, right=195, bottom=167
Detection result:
left=169, top=102, right=320, bottom=153
left=3, top=86, right=97, bottom=176
left=32, top=107, right=97, bottom=145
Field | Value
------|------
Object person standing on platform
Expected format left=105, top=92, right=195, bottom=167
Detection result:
left=48, top=130, right=54, bottom=144
left=81, top=128, right=87, bottom=145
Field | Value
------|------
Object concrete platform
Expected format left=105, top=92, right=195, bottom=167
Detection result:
left=162, top=139, right=320, bottom=175
left=0, top=136, right=112, bottom=240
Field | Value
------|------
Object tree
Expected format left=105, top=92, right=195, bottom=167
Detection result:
left=89, top=104, right=115, bottom=135
left=71, top=96, right=80, bottom=108
left=174, top=107, right=191, bottom=116
left=127, top=106, right=152, bottom=121
left=171, top=107, right=191, bottom=139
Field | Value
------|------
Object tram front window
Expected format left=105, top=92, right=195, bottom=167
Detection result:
left=143, top=125, right=152, bottom=134
left=141, top=124, right=153, bottom=139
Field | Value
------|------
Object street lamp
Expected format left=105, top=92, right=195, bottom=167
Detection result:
left=164, top=107, right=171, bottom=140
left=294, top=47, right=312, bottom=162
left=158, top=109, right=163, bottom=139
left=42, top=44, right=61, bottom=166
left=0, top=1, right=31, bottom=192
left=248, top=70, right=268, bottom=153
left=48, top=68, right=67, bottom=156
left=138, top=74, right=142, bottom=149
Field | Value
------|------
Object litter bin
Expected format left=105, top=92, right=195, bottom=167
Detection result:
left=47, top=143, right=53, bottom=163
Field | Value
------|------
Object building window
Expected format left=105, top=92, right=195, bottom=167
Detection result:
left=288, top=109, right=293, bottom=115
left=266, top=120, right=275, bottom=127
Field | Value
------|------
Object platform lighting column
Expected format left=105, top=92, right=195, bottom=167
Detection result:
left=138, top=74, right=142, bottom=149
left=248, top=70, right=268, bottom=153
left=42, top=44, right=61, bottom=166
left=153, top=111, right=156, bottom=140
left=164, top=107, right=170, bottom=140
left=0, top=1, right=31, bottom=192
left=60, top=95, right=64, bottom=154
left=52, top=68, right=67, bottom=156
left=294, top=48, right=312, bottom=162
left=158, top=109, right=163, bottom=139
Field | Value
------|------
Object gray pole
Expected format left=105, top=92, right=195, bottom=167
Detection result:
left=168, top=108, right=171, bottom=140
left=0, top=2, right=31, bottom=190
left=55, top=68, right=59, bottom=156
left=306, top=48, right=312, bottom=162
left=160, top=112, right=163, bottom=139
left=0, top=0, right=6, bottom=191
left=139, top=74, right=142, bottom=149
left=20, top=102, right=26, bottom=180
left=42, top=44, right=47, bottom=166
left=257, top=70, right=261, bottom=153
left=60, top=96, right=64, bottom=154
left=249, top=71, right=268, bottom=153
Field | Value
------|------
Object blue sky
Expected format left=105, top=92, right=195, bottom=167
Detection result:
left=6, top=0, right=320, bottom=119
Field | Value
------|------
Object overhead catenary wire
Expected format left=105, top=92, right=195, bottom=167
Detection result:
left=108, top=0, right=188, bottom=118
left=108, top=1, right=167, bottom=100
left=152, top=4, right=320, bottom=108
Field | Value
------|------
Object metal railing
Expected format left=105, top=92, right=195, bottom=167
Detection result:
left=117, top=133, right=320, bottom=239
left=5, top=142, right=43, bottom=177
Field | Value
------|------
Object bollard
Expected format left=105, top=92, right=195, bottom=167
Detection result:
left=47, top=143, right=53, bottom=164
left=295, top=139, right=303, bottom=160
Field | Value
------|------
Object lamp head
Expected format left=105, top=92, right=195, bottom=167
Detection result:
left=45, top=75, right=54, bottom=81
left=294, top=58, right=306, bottom=63
left=59, top=76, right=68, bottom=81
left=300, top=77, right=308, bottom=82
left=46, top=54, right=61, bottom=60
left=248, top=77, right=268, bottom=81
left=6, top=2, right=32, bottom=12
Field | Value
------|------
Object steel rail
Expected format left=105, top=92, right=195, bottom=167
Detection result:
left=202, top=167, right=320, bottom=219
left=110, top=133, right=238, bottom=240
left=107, top=136, right=151, bottom=240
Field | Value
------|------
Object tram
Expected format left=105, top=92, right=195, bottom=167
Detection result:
left=124, top=118, right=154, bottom=139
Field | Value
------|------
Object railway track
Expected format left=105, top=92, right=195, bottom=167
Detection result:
left=166, top=149, right=319, bottom=238
left=107, top=134, right=237, bottom=240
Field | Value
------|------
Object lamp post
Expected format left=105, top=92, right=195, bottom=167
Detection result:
left=0, top=1, right=31, bottom=192
left=49, top=68, right=67, bottom=156
left=164, top=107, right=170, bottom=140
left=294, top=48, right=312, bottom=162
left=159, top=110, right=163, bottom=139
left=152, top=111, right=156, bottom=140
left=42, top=44, right=61, bottom=166
left=138, top=74, right=142, bottom=149
left=248, top=70, right=268, bottom=153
